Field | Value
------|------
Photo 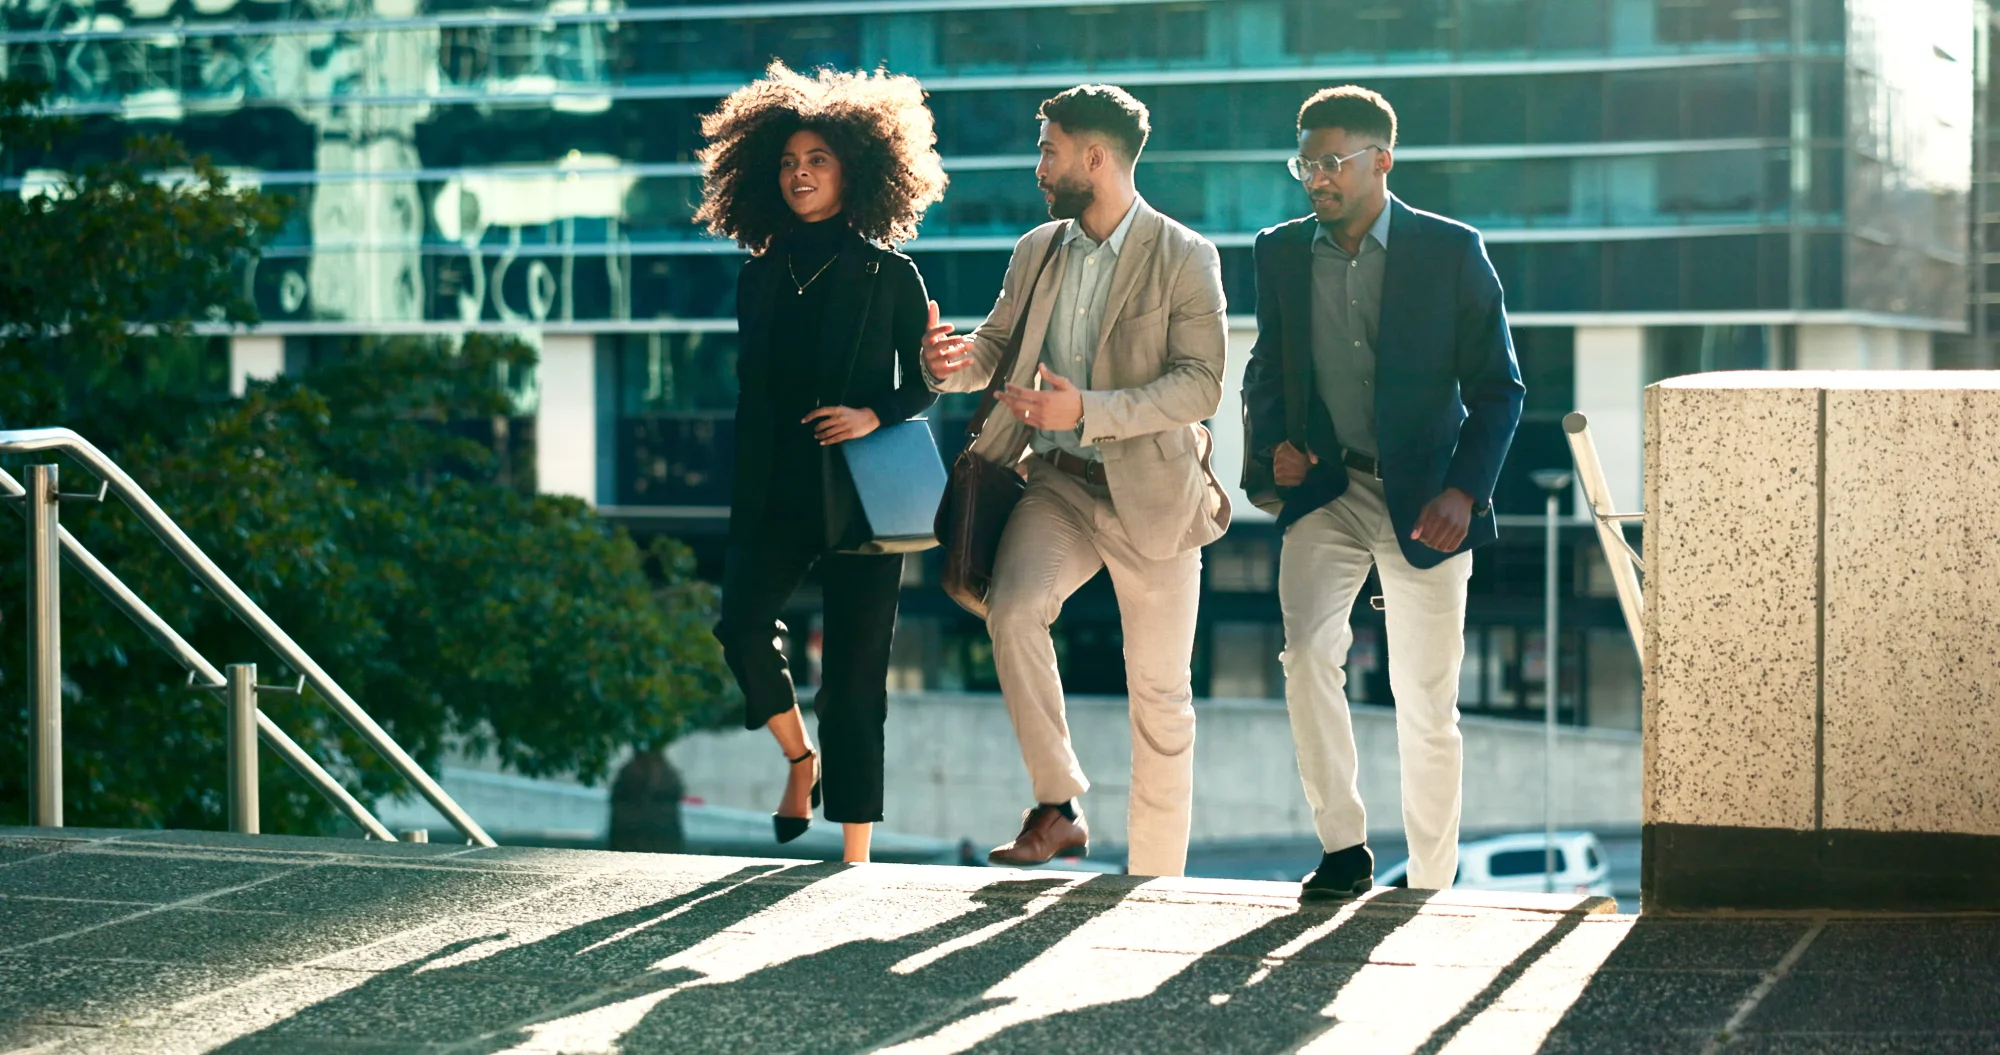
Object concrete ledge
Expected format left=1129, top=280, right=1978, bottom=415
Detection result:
left=1643, top=824, right=2000, bottom=912
left=1644, top=371, right=2000, bottom=911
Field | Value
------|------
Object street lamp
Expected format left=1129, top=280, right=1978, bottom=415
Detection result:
left=1530, top=468, right=1574, bottom=895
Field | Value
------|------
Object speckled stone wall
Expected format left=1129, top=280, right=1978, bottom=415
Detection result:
left=1821, top=386, right=2000, bottom=836
left=1643, top=378, right=1821, bottom=832
left=1644, top=372, right=2000, bottom=909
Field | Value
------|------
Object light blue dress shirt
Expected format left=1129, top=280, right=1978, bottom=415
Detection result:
left=1030, top=199, right=1141, bottom=464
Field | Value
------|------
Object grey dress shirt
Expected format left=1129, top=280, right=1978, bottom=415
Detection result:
left=1030, top=199, right=1140, bottom=464
left=1310, top=199, right=1393, bottom=460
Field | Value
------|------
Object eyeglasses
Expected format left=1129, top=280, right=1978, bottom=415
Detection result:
left=1287, top=146, right=1381, bottom=183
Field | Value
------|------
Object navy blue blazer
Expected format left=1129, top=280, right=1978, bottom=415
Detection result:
left=1240, top=198, right=1524, bottom=570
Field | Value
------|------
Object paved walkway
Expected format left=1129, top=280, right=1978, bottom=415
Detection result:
left=0, top=828, right=1992, bottom=1054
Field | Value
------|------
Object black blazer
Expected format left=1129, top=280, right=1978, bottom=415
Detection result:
left=728, top=228, right=936, bottom=548
left=1241, top=198, right=1524, bottom=570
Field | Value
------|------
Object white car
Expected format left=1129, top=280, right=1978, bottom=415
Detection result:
left=1376, top=831, right=1612, bottom=896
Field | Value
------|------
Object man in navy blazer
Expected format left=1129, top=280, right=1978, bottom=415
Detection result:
left=1241, top=86, right=1524, bottom=900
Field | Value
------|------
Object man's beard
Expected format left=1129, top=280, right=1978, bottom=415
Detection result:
left=1045, top=176, right=1095, bottom=220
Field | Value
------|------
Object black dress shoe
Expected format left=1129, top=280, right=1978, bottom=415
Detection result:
left=1301, top=843, right=1374, bottom=901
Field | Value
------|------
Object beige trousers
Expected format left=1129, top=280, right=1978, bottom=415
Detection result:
left=985, top=458, right=1203, bottom=877
left=1280, top=472, right=1473, bottom=890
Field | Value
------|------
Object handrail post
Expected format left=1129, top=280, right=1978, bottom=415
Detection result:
left=226, top=664, right=260, bottom=834
left=1562, top=413, right=1646, bottom=667
left=27, top=464, right=62, bottom=828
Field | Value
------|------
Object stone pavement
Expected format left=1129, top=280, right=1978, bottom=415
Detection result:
left=0, top=828, right=1994, bottom=1054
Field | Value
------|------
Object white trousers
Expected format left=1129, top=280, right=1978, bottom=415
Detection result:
left=1279, top=473, right=1472, bottom=890
left=985, top=459, right=1203, bottom=878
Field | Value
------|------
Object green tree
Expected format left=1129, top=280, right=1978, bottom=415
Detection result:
left=1, top=77, right=734, bottom=835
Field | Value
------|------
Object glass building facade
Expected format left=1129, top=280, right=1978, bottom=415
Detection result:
left=4, top=0, right=1978, bottom=726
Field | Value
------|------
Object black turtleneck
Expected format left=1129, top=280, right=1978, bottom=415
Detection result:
left=768, top=213, right=846, bottom=422
left=764, top=213, right=849, bottom=530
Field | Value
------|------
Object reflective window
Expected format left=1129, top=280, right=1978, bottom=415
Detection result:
left=933, top=169, right=1048, bottom=235
left=1379, top=79, right=1454, bottom=148
left=1516, top=326, right=1575, bottom=417
left=1653, top=0, right=1792, bottom=48
left=1842, top=0, right=1973, bottom=323
left=1488, top=848, right=1567, bottom=877
left=1528, top=74, right=1604, bottom=142
left=933, top=5, right=1206, bottom=71
left=1459, top=78, right=1530, bottom=144
left=9, top=2, right=1961, bottom=330
left=931, top=90, right=1044, bottom=155
left=248, top=250, right=743, bottom=326
left=1683, top=64, right=1774, bottom=139
left=1809, top=60, right=1846, bottom=139
left=1606, top=70, right=1685, bottom=141
left=1684, top=234, right=1764, bottom=308
left=1646, top=325, right=1772, bottom=382
left=903, top=250, right=1012, bottom=320
left=1807, top=231, right=1844, bottom=308
left=8, top=67, right=1807, bottom=174
left=1460, top=0, right=1532, bottom=55
left=1285, top=0, right=1454, bottom=59
left=1608, top=238, right=1678, bottom=310
left=1534, top=0, right=1609, bottom=51
left=1520, top=241, right=1602, bottom=312
left=607, top=332, right=739, bottom=508
left=614, top=332, right=737, bottom=414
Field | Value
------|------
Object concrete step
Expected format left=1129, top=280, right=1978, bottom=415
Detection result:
left=1, top=827, right=1994, bottom=1054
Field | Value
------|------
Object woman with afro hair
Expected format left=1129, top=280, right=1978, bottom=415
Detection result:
left=699, top=61, right=948, bottom=863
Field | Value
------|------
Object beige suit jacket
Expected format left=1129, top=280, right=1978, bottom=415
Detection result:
left=933, top=198, right=1231, bottom=559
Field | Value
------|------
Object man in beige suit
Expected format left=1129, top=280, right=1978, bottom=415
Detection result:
left=922, top=84, right=1229, bottom=877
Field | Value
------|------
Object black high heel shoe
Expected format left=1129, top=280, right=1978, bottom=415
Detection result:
left=772, top=748, right=821, bottom=845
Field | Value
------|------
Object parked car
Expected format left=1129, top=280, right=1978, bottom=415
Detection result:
left=1376, top=831, right=1611, bottom=896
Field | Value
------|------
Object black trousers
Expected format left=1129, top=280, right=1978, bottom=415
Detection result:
left=713, top=534, right=903, bottom=824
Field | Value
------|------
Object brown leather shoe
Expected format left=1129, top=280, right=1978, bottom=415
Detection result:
left=987, top=805, right=1089, bottom=866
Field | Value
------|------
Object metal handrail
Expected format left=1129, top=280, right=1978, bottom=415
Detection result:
left=1562, top=412, right=1645, bottom=666
left=1, top=464, right=396, bottom=840
left=0, top=428, right=493, bottom=846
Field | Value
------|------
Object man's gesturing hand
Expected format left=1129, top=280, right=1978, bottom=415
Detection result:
left=998, top=365, right=1084, bottom=431
left=1272, top=441, right=1317, bottom=487
left=920, top=300, right=974, bottom=378
left=1410, top=487, right=1475, bottom=553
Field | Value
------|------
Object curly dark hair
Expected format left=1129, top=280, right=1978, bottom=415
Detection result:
left=695, top=61, right=948, bottom=253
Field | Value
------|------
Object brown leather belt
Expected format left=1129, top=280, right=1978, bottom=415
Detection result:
left=1037, top=448, right=1109, bottom=486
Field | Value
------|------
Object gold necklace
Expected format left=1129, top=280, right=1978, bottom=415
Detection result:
left=787, top=253, right=837, bottom=295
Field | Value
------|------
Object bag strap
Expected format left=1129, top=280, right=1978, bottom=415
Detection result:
left=963, top=226, right=1067, bottom=444
left=828, top=246, right=887, bottom=403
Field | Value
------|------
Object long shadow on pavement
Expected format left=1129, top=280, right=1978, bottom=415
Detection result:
left=202, top=866, right=1136, bottom=1053
left=1412, top=906, right=1594, bottom=1054
left=201, top=860, right=845, bottom=1051
left=602, top=872, right=1137, bottom=1054
left=951, top=893, right=1429, bottom=1054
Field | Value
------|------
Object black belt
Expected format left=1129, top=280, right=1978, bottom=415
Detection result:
left=1037, top=449, right=1109, bottom=486
left=1340, top=449, right=1381, bottom=480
